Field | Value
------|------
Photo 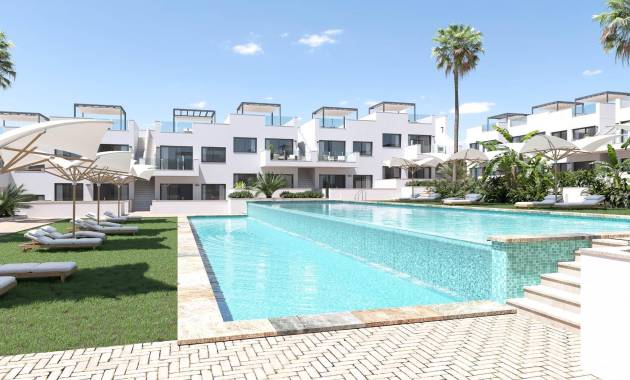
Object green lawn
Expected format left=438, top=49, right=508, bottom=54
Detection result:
left=0, top=218, right=177, bottom=355
left=392, top=200, right=630, bottom=215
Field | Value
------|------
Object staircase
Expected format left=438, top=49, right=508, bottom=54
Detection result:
left=507, top=237, right=630, bottom=333
left=132, top=178, right=155, bottom=212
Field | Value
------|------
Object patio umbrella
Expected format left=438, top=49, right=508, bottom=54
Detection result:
left=84, top=151, right=134, bottom=223
left=0, top=119, right=111, bottom=172
left=573, top=134, right=619, bottom=152
left=446, top=148, right=490, bottom=181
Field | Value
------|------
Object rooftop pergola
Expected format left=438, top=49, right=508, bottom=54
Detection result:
left=574, top=91, right=630, bottom=104
left=531, top=101, right=576, bottom=114
left=0, top=111, right=49, bottom=127
left=73, top=103, right=127, bottom=131
left=312, top=106, right=359, bottom=128
left=237, top=102, right=283, bottom=126
left=368, top=101, right=416, bottom=114
left=485, top=112, right=529, bottom=131
left=173, top=108, right=216, bottom=124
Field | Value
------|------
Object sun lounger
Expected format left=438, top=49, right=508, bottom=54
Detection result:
left=442, top=193, right=482, bottom=205
left=0, top=262, right=77, bottom=282
left=74, top=219, right=139, bottom=235
left=85, top=212, right=126, bottom=223
left=553, top=194, right=606, bottom=209
left=515, top=195, right=563, bottom=208
left=21, top=230, right=103, bottom=251
left=401, top=192, right=441, bottom=201
left=0, top=276, right=17, bottom=296
left=39, top=225, right=106, bottom=240
left=104, top=211, right=141, bottom=222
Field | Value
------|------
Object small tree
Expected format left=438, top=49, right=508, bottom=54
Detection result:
left=252, top=173, right=287, bottom=198
left=0, top=31, right=16, bottom=89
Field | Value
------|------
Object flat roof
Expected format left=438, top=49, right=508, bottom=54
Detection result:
left=173, top=108, right=216, bottom=122
left=531, top=101, right=576, bottom=112
left=0, top=111, right=49, bottom=123
left=575, top=91, right=630, bottom=103
left=312, top=106, right=358, bottom=118
left=487, top=112, right=528, bottom=120
left=236, top=102, right=281, bottom=114
left=368, top=101, right=415, bottom=113
left=74, top=103, right=126, bottom=116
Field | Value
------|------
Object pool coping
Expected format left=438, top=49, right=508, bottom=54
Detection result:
left=177, top=216, right=516, bottom=345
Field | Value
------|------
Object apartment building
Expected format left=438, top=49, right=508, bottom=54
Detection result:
left=0, top=100, right=451, bottom=210
left=465, top=90, right=630, bottom=171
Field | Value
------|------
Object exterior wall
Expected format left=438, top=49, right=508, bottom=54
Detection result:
left=16, top=200, right=128, bottom=219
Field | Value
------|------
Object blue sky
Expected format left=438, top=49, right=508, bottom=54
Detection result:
left=0, top=0, right=627, bottom=134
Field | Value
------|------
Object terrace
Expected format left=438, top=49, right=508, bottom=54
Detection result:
left=0, top=111, right=49, bottom=131
left=236, top=101, right=296, bottom=127
left=160, top=108, right=216, bottom=133
left=311, top=106, right=358, bottom=129
left=368, top=101, right=429, bottom=123
left=531, top=100, right=576, bottom=115
left=74, top=103, right=127, bottom=131
left=484, top=112, right=529, bottom=132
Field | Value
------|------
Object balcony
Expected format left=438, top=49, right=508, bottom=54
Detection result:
left=573, top=103, right=597, bottom=117
left=312, top=107, right=358, bottom=129
left=259, top=149, right=358, bottom=168
left=74, top=103, right=127, bottom=131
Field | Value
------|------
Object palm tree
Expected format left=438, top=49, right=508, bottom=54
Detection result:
left=0, top=184, right=31, bottom=217
left=595, top=144, right=630, bottom=188
left=0, top=31, right=16, bottom=89
left=432, top=24, right=484, bottom=181
left=252, top=173, right=288, bottom=198
left=593, top=0, right=630, bottom=65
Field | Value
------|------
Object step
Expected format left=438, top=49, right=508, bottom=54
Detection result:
left=592, top=238, right=629, bottom=247
left=557, top=261, right=580, bottom=275
left=540, top=272, right=580, bottom=294
left=506, top=298, right=580, bottom=333
left=523, top=285, right=580, bottom=313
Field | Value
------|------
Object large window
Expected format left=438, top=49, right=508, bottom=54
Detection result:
left=92, top=184, right=128, bottom=200
left=159, top=184, right=193, bottom=200
left=573, top=161, right=593, bottom=171
left=382, top=133, right=401, bottom=148
left=265, top=139, right=294, bottom=156
left=319, top=174, right=346, bottom=188
left=233, top=137, right=257, bottom=153
left=54, top=149, right=81, bottom=159
left=54, top=183, right=83, bottom=201
left=551, top=130, right=568, bottom=140
left=353, top=175, right=373, bottom=189
left=233, top=173, right=257, bottom=187
left=202, top=184, right=226, bottom=200
left=382, top=166, right=401, bottom=179
left=318, top=140, right=346, bottom=160
left=353, top=141, right=373, bottom=156
left=157, top=146, right=193, bottom=170
left=272, top=173, right=294, bottom=188
left=201, top=147, right=226, bottom=163
left=98, top=144, right=130, bottom=152
left=407, top=167, right=431, bottom=179
left=572, top=126, right=597, bottom=140
left=408, top=135, right=431, bottom=153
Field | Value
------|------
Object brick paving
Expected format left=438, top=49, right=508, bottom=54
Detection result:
left=0, top=314, right=595, bottom=380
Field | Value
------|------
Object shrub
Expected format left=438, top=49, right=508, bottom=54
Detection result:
left=228, top=190, right=254, bottom=199
left=252, top=173, right=288, bottom=198
left=427, top=178, right=479, bottom=199
left=404, top=180, right=432, bottom=187
left=0, top=184, right=31, bottom=217
left=280, top=191, right=323, bottom=199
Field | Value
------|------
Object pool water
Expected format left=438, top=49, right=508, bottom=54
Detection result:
left=268, top=201, right=630, bottom=244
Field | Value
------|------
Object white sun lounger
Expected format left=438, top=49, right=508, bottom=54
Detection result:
left=39, top=225, right=107, bottom=240
left=553, top=194, right=606, bottom=209
left=0, top=262, right=77, bottom=282
left=21, top=230, right=103, bottom=251
left=442, top=193, right=482, bottom=205
left=104, top=211, right=142, bottom=222
left=515, top=195, right=563, bottom=208
left=401, top=192, right=441, bottom=201
left=74, top=219, right=139, bottom=235
left=0, top=276, right=17, bottom=296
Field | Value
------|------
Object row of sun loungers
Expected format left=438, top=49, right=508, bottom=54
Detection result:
left=85, top=211, right=142, bottom=224
left=515, top=194, right=606, bottom=209
left=74, top=218, right=139, bottom=235
left=0, top=262, right=77, bottom=296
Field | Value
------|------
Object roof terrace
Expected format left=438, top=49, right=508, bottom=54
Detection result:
left=531, top=101, right=576, bottom=114
left=368, top=101, right=428, bottom=123
left=575, top=91, right=630, bottom=104
left=485, top=112, right=528, bottom=131
left=73, top=103, right=127, bottom=131
left=236, top=102, right=294, bottom=126
left=0, top=111, right=49, bottom=129
left=312, top=106, right=358, bottom=128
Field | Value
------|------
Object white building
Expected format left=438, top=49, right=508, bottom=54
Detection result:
left=0, top=100, right=451, bottom=212
left=465, top=90, right=630, bottom=171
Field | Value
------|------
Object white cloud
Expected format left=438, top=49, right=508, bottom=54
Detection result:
left=364, top=100, right=378, bottom=107
left=190, top=100, right=207, bottom=109
left=264, top=96, right=274, bottom=101
left=298, top=29, right=343, bottom=48
left=582, top=69, right=603, bottom=76
left=232, top=42, right=263, bottom=55
left=339, top=100, right=349, bottom=106
left=449, top=101, right=495, bottom=114
left=280, top=32, right=289, bottom=38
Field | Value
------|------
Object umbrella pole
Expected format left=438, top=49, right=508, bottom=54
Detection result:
left=72, top=180, right=77, bottom=237
left=553, top=160, right=560, bottom=202
left=117, top=184, right=121, bottom=217
left=452, top=161, right=457, bottom=182
left=96, top=183, right=101, bottom=224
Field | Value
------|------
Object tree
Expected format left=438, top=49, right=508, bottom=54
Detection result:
left=595, top=144, right=630, bottom=189
left=594, top=0, right=630, bottom=65
left=252, top=173, right=287, bottom=198
left=0, top=31, right=16, bottom=89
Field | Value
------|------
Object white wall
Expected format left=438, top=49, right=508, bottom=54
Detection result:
left=149, top=199, right=247, bottom=215
left=17, top=201, right=128, bottom=219
left=326, top=188, right=400, bottom=201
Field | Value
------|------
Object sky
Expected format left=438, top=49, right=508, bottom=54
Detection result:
left=0, top=0, right=628, bottom=136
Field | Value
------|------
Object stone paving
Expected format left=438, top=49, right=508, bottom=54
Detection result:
left=0, top=218, right=58, bottom=235
left=0, top=314, right=595, bottom=380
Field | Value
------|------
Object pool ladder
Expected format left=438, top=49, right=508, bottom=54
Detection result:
left=353, top=190, right=367, bottom=201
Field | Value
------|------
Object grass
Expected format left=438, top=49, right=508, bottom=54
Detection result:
left=392, top=200, right=630, bottom=215
left=0, top=218, right=177, bottom=355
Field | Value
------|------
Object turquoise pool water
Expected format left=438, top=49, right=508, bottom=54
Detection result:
left=268, top=201, right=630, bottom=244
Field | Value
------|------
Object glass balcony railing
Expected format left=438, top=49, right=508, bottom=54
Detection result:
left=509, top=117, right=528, bottom=127
left=265, top=115, right=295, bottom=126
left=408, top=113, right=431, bottom=123
left=621, top=99, right=630, bottom=108
left=320, top=117, right=346, bottom=128
left=160, top=121, right=193, bottom=133
left=573, top=103, right=597, bottom=117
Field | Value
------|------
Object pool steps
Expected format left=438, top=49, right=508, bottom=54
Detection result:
left=507, top=238, right=629, bottom=333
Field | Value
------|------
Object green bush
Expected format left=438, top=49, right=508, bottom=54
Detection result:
left=279, top=191, right=323, bottom=199
left=558, top=170, right=598, bottom=188
left=228, top=190, right=254, bottom=199
left=426, top=178, right=479, bottom=198
left=0, top=184, right=31, bottom=217
left=404, top=180, right=432, bottom=187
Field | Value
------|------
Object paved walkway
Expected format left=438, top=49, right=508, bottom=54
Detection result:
left=0, top=314, right=595, bottom=380
left=0, top=218, right=57, bottom=235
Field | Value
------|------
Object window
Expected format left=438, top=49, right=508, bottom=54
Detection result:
left=353, top=175, right=373, bottom=189
left=382, top=166, right=401, bottom=179
left=25, top=194, right=45, bottom=201
left=572, top=161, right=593, bottom=171
left=382, top=133, right=401, bottom=147
left=512, top=135, right=525, bottom=143
left=54, top=183, right=83, bottom=201
left=201, top=147, right=226, bottom=163
left=319, top=174, right=345, bottom=188
left=157, top=146, right=193, bottom=170
left=553, top=163, right=569, bottom=172
left=469, top=142, right=479, bottom=150
left=551, top=130, right=568, bottom=140
left=93, top=184, right=129, bottom=200
left=408, top=135, right=431, bottom=152
left=572, top=126, right=597, bottom=140
left=159, top=184, right=193, bottom=200
left=54, top=149, right=81, bottom=159
left=318, top=140, right=345, bottom=160
left=20, top=164, right=45, bottom=172
left=202, top=184, right=226, bottom=200
left=272, top=173, right=293, bottom=188
left=353, top=141, right=373, bottom=156
left=98, top=144, right=130, bottom=152
left=233, top=173, right=257, bottom=187
left=234, top=137, right=257, bottom=153
left=265, top=139, right=294, bottom=156
left=407, top=167, right=431, bottom=179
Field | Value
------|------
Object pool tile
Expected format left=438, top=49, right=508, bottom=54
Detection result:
left=430, top=300, right=516, bottom=319
left=297, top=312, right=365, bottom=333
left=268, top=316, right=305, bottom=334
left=352, top=305, right=440, bottom=327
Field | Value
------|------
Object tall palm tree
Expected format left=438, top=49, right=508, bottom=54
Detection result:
left=432, top=24, right=484, bottom=181
left=0, top=31, right=16, bottom=89
left=594, top=0, right=630, bottom=64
